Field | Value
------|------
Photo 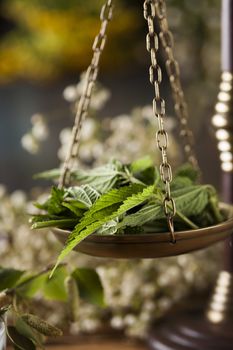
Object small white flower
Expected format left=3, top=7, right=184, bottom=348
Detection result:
left=141, top=105, right=153, bottom=120
left=21, top=134, right=39, bottom=154
left=90, top=88, right=111, bottom=110
left=143, top=301, right=155, bottom=312
left=140, top=311, right=151, bottom=322
left=31, top=113, right=44, bottom=125
left=81, top=318, right=100, bottom=332
left=124, top=314, right=137, bottom=326
left=10, top=191, right=26, bottom=209
left=158, top=298, right=172, bottom=311
left=70, top=323, right=81, bottom=335
left=32, top=122, right=49, bottom=141
left=111, top=316, right=124, bottom=329
left=81, top=119, right=95, bottom=141
left=63, top=85, right=78, bottom=102
left=141, top=284, right=156, bottom=298
left=79, top=146, right=93, bottom=161
left=59, top=128, right=72, bottom=144
left=91, top=142, right=104, bottom=158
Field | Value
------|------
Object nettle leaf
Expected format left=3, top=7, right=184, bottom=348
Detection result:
left=34, top=187, right=67, bottom=215
left=75, top=184, right=145, bottom=233
left=173, top=185, right=212, bottom=217
left=61, top=202, right=85, bottom=216
left=47, top=187, right=67, bottom=215
left=0, top=267, right=25, bottom=291
left=51, top=185, right=154, bottom=273
left=119, top=185, right=216, bottom=231
left=175, top=163, right=199, bottom=183
left=72, top=161, right=124, bottom=193
left=97, top=219, right=118, bottom=235
left=118, top=203, right=162, bottom=229
left=16, top=273, right=48, bottom=298
left=170, top=176, right=193, bottom=191
left=113, top=185, right=156, bottom=216
left=130, top=156, right=154, bottom=173
left=72, top=268, right=104, bottom=307
left=7, top=326, right=36, bottom=350
left=43, top=266, right=68, bottom=302
left=130, top=156, right=157, bottom=185
left=34, top=168, right=60, bottom=181
left=67, top=185, right=100, bottom=208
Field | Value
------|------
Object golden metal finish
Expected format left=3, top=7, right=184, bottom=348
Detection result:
left=59, top=0, right=113, bottom=188
left=154, top=0, right=199, bottom=171
left=206, top=270, right=233, bottom=324
left=52, top=203, right=233, bottom=259
left=144, top=0, right=176, bottom=240
left=212, top=71, right=233, bottom=173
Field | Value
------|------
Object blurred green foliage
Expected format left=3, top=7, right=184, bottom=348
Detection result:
left=0, top=0, right=220, bottom=83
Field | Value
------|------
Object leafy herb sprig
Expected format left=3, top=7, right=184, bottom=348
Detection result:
left=0, top=264, right=104, bottom=349
left=31, top=157, right=224, bottom=274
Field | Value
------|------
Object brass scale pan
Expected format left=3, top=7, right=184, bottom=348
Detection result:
left=52, top=1, right=233, bottom=260
left=52, top=203, right=233, bottom=259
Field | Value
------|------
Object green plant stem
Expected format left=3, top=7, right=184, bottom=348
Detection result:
left=175, top=210, right=199, bottom=229
left=7, top=264, right=66, bottom=295
left=209, top=197, right=223, bottom=223
left=31, top=218, right=78, bottom=229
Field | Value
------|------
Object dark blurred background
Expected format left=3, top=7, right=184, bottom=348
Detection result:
left=0, top=0, right=221, bottom=191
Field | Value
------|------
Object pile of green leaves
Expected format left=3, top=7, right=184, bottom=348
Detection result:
left=31, top=157, right=224, bottom=273
left=0, top=265, right=104, bottom=349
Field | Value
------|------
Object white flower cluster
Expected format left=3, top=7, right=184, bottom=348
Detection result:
left=95, top=249, right=219, bottom=338
left=63, top=72, right=110, bottom=111
left=59, top=74, right=180, bottom=167
left=0, top=185, right=57, bottom=270
left=21, top=114, right=49, bottom=154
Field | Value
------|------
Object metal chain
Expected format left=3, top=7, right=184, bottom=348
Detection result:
left=59, top=0, right=113, bottom=188
left=143, top=0, right=176, bottom=243
left=154, top=0, right=199, bottom=170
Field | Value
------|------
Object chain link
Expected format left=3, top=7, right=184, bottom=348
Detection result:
left=59, top=0, right=113, bottom=188
left=153, top=0, right=199, bottom=170
left=144, top=0, right=176, bottom=242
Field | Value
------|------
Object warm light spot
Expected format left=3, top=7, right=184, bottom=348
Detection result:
left=212, top=293, right=227, bottom=304
left=218, top=271, right=231, bottom=285
left=221, top=162, right=233, bottom=172
left=215, top=129, right=230, bottom=140
left=215, top=102, right=229, bottom=113
left=209, top=301, right=225, bottom=312
left=207, top=310, right=224, bottom=323
left=222, top=71, right=233, bottom=82
left=218, top=91, right=231, bottom=102
left=220, top=152, right=232, bottom=162
left=220, top=82, right=231, bottom=92
left=218, top=141, right=231, bottom=152
left=212, top=114, right=227, bottom=127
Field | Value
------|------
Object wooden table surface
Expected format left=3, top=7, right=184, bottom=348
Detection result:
left=46, top=337, right=147, bottom=350
left=8, top=340, right=147, bottom=350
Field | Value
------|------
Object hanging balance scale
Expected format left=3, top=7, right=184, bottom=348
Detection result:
left=52, top=0, right=233, bottom=259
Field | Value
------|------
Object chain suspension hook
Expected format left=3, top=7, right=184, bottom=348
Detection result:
left=59, top=0, right=113, bottom=188
left=144, top=0, right=176, bottom=242
left=153, top=0, right=199, bottom=171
